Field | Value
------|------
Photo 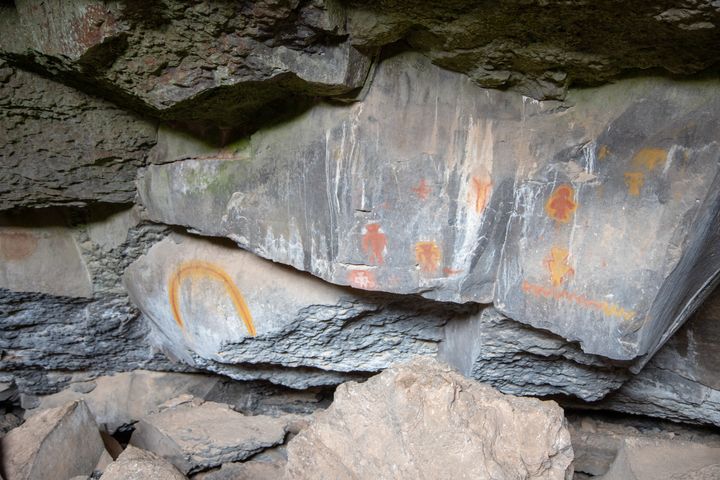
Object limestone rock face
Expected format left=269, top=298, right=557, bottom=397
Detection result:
left=139, top=51, right=720, bottom=362
left=131, top=399, right=293, bottom=474
left=101, top=445, right=187, bottom=480
left=0, top=63, right=156, bottom=210
left=439, top=307, right=630, bottom=401
left=285, top=358, right=574, bottom=480
left=345, top=1, right=720, bottom=99
left=0, top=400, right=105, bottom=480
left=124, top=233, right=452, bottom=388
left=0, top=208, right=181, bottom=395
left=596, top=287, right=720, bottom=426
left=0, top=0, right=370, bottom=138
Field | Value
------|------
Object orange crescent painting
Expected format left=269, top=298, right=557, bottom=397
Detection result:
left=168, top=261, right=256, bottom=336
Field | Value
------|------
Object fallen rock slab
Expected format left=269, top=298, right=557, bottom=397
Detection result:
left=101, top=445, right=187, bottom=480
left=0, top=400, right=105, bottom=480
left=130, top=399, right=293, bottom=474
left=600, top=438, right=720, bottom=480
left=285, top=357, right=574, bottom=480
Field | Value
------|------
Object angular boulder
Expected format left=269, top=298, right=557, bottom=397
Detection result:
left=100, top=445, right=187, bottom=480
left=138, top=51, right=720, bottom=363
left=285, top=358, right=574, bottom=480
left=130, top=399, right=293, bottom=474
left=0, top=400, right=105, bottom=480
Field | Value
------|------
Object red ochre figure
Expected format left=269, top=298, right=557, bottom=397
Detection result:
left=545, top=184, right=577, bottom=223
left=362, top=223, right=387, bottom=265
left=412, top=179, right=431, bottom=200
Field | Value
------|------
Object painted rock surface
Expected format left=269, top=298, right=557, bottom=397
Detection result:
left=138, top=52, right=720, bottom=360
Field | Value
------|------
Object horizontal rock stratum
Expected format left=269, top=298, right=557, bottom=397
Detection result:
left=138, top=52, right=720, bottom=362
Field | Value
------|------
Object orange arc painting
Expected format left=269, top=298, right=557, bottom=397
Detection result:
left=168, top=261, right=256, bottom=337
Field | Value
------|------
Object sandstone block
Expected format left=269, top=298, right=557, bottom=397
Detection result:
left=285, top=358, right=574, bottom=479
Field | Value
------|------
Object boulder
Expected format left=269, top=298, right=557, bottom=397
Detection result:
left=0, top=400, right=105, bottom=480
left=138, top=51, right=720, bottom=363
left=100, top=445, right=187, bottom=480
left=285, top=358, right=574, bottom=480
left=0, top=63, right=156, bottom=210
left=600, top=438, right=720, bottom=480
left=24, top=371, right=223, bottom=432
left=130, top=399, right=294, bottom=474
left=194, top=448, right=287, bottom=480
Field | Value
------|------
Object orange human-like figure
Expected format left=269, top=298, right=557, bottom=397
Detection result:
left=544, top=247, right=575, bottom=286
left=362, top=223, right=387, bottom=265
left=545, top=185, right=577, bottom=223
left=412, top=179, right=431, bottom=200
left=415, top=241, right=442, bottom=273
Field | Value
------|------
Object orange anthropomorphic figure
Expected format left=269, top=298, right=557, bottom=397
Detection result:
left=361, top=223, right=387, bottom=265
left=415, top=241, right=442, bottom=274
left=545, top=184, right=577, bottom=223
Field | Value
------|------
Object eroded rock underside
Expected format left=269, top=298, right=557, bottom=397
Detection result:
left=2, top=0, right=720, bottom=439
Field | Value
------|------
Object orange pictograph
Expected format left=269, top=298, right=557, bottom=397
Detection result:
left=545, top=247, right=575, bottom=286
left=472, top=177, right=493, bottom=214
left=168, top=261, right=256, bottom=336
left=415, top=241, right=442, bottom=273
left=545, top=184, right=577, bottom=223
left=347, top=270, right=377, bottom=290
left=361, top=223, right=387, bottom=265
left=412, top=179, right=431, bottom=200
left=624, top=172, right=644, bottom=196
left=632, top=148, right=667, bottom=171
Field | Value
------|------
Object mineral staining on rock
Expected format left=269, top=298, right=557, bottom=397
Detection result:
left=138, top=51, right=720, bottom=361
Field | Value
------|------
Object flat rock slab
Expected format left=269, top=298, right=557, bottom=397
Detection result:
left=285, top=357, right=574, bottom=480
left=130, top=400, right=292, bottom=474
left=600, top=438, right=720, bottom=480
left=139, top=51, right=720, bottom=362
left=101, top=445, right=187, bottom=480
left=0, top=400, right=104, bottom=480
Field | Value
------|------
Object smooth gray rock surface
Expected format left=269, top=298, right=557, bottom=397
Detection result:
left=285, top=358, right=574, bottom=480
left=138, top=51, right=720, bottom=362
left=0, top=62, right=156, bottom=210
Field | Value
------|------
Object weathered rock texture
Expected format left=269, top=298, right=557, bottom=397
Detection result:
left=0, top=62, right=156, bottom=210
left=124, top=232, right=453, bottom=388
left=346, top=1, right=720, bottom=99
left=285, top=358, right=574, bottom=479
left=0, top=207, right=181, bottom=395
left=439, top=307, right=630, bottom=401
left=101, top=445, right=187, bottom=480
left=131, top=399, right=294, bottom=474
left=0, top=0, right=371, bottom=140
left=0, top=400, right=105, bottom=480
left=595, top=287, right=720, bottom=426
left=139, top=51, right=720, bottom=363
